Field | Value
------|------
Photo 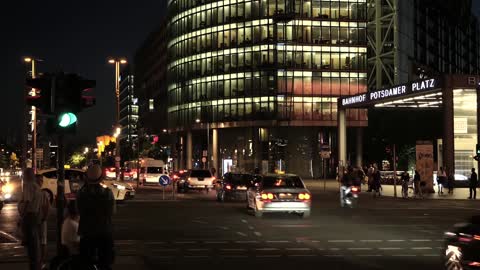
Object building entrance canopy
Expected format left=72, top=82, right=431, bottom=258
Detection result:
left=339, top=78, right=443, bottom=109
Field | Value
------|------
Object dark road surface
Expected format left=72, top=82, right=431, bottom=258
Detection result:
left=1, top=182, right=479, bottom=270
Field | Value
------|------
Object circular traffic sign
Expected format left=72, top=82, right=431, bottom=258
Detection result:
left=159, top=175, right=171, bottom=186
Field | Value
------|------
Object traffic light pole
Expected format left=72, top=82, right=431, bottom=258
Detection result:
left=56, top=133, right=65, bottom=255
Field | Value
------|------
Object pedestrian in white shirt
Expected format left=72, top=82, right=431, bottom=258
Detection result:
left=61, top=200, right=80, bottom=256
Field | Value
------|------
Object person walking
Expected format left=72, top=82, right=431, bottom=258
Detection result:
left=401, top=171, right=410, bottom=198
left=18, top=168, right=43, bottom=270
left=61, top=200, right=80, bottom=256
left=468, top=168, right=478, bottom=199
left=413, top=170, right=423, bottom=198
left=447, top=171, right=455, bottom=194
left=36, top=174, right=50, bottom=270
left=77, top=164, right=116, bottom=270
left=367, top=164, right=374, bottom=192
left=437, top=166, right=446, bottom=195
left=372, top=166, right=382, bottom=198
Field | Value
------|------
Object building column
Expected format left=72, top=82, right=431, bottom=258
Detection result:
left=212, top=128, right=218, bottom=177
left=442, top=85, right=455, bottom=178
left=338, top=108, right=347, bottom=174
left=186, top=131, right=193, bottom=170
left=178, top=136, right=184, bottom=170
left=356, top=128, right=363, bottom=167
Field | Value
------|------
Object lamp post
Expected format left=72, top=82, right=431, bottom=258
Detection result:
left=108, top=58, right=127, bottom=180
left=196, top=119, right=209, bottom=169
left=23, top=57, right=42, bottom=172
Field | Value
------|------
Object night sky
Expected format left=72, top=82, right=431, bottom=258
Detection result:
left=2, top=0, right=166, bottom=144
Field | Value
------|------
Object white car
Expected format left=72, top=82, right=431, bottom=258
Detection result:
left=38, top=168, right=126, bottom=203
left=186, top=170, right=216, bottom=191
left=102, top=179, right=135, bottom=199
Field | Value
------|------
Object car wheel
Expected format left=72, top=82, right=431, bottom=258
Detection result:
left=301, top=211, right=311, bottom=218
left=445, top=251, right=463, bottom=270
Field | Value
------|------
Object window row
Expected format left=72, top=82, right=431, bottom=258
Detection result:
left=170, top=0, right=367, bottom=36
left=167, top=75, right=366, bottom=105
left=169, top=24, right=366, bottom=59
left=168, top=102, right=366, bottom=127
left=169, top=50, right=367, bottom=80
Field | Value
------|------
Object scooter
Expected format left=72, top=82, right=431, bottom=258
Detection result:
left=342, top=186, right=360, bottom=208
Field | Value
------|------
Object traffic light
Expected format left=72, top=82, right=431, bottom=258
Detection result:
left=26, top=73, right=55, bottom=114
left=58, top=112, right=77, bottom=127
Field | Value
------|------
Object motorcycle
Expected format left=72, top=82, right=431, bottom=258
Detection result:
left=341, top=186, right=360, bottom=208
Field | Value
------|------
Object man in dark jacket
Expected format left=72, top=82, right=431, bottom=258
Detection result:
left=77, top=164, right=116, bottom=269
left=469, top=168, right=478, bottom=199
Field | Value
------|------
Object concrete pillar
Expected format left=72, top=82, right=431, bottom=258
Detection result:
left=212, top=128, right=218, bottom=177
left=186, top=131, right=193, bottom=170
left=442, top=85, right=455, bottom=177
left=338, top=108, right=347, bottom=172
left=355, top=128, right=363, bottom=167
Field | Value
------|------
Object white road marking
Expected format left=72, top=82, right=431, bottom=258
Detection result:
left=235, top=240, right=259, bottom=244
left=422, top=254, right=440, bottom=257
left=357, top=255, right=383, bottom=257
left=387, top=240, right=405, bottom=242
left=236, top=232, right=248, bottom=237
left=217, top=226, right=229, bottom=230
left=411, top=247, right=432, bottom=250
left=148, top=241, right=167, bottom=244
left=286, top=248, right=312, bottom=251
left=151, top=248, right=179, bottom=252
left=221, top=248, right=247, bottom=251
left=187, top=248, right=210, bottom=251
left=241, top=219, right=248, bottom=223
left=174, top=241, right=197, bottom=244
left=410, top=239, right=432, bottom=242
left=328, top=240, right=355, bottom=243
left=256, top=248, right=279, bottom=251
left=348, top=248, right=373, bottom=251
left=223, top=255, right=248, bottom=258
left=311, top=240, right=321, bottom=243
left=192, top=220, right=208, bottom=224
left=360, top=240, right=383, bottom=242
left=257, top=255, right=282, bottom=258
left=324, top=255, right=344, bottom=257
left=392, top=254, right=416, bottom=257
left=266, top=240, right=290, bottom=243
left=248, top=226, right=255, bottom=230
left=289, top=254, right=317, bottom=257
left=378, top=247, right=403, bottom=250
left=329, top=248, right=341, bottom=251
left=254, top=232, right=262, bottom=237
left=272, top=224, right=313, bottom=228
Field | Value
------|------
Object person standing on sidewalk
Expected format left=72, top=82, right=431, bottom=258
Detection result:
left=447, top=171, right=455, bottom=194
left=437, top=167, right=446, bottom=195
left=18, top=168, right=42, bottom=270
left=469, top=168, right=478, bottom=199
left=367, top=164, right=374, bottom=192
left=36, top=174, right=50, bottom=270
left=413, top=170, right=423, bottom=198
left=77, top=164, right=116, bottom=269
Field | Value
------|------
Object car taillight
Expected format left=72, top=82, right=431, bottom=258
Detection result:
left=261, top=193, right=274, bottom=200
left=298, top=193, right=311, bottom=200
left=173, top=175, right=179, bottom=180
left=226, top=185, right=232, bottom=190
left=351, top=186, right=359, bottom=192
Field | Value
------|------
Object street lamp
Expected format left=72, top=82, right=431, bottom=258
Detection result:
left=196, top=119, right=209, bottom=169
left=23, top=56, right=43, bottom=173
left=108, top=57, right=127, bottom=180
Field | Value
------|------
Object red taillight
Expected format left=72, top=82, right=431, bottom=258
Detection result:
left=469, top=262, right=480, bottom=266
left=260, top=193, right=274, bottom=200
left=298, top=193, right=311, bottom=200
left=173, top=175, right=179, bottom=179
left=351, top=187, right=359, bottom=192
left=226, top=185, right=232, bottom=190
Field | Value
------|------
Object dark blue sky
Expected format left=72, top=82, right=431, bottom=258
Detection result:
left=2, top=0, right=166, bottom=143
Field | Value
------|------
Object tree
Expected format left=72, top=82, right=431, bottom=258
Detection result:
left=68, top=152, right=86, bottom=168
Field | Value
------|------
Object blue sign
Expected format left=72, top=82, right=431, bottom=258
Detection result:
left=159, top=175, right=171, bottom=186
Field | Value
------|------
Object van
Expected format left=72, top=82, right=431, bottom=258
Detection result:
left=140, top=158, right=167, bottom=185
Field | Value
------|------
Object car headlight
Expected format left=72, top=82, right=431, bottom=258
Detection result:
left=2, top=184, right=13, bottom=194
left=114, top=184, right=126, bottom=190
left=100, top=183, right=108, bottom=189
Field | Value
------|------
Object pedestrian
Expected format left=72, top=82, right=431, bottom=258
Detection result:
left=401, top=171, right=410, bottom=198
left=36, top=174, right=50, bottom=270
left=18, top=168, right=42, bottom=270
left=61, top=200, right=80, bottom=256
left=353, top=166, right=364, bottom=188
left=367, top=164, right=374, bottom=192
left=468, top=168, right=478, bottom=199
left=372, top=167, right=382, bottom=197
left=437, top=166, right=446, bottom=195
left=413, top=170, right=423, bottom=198
left=447, top=171, right=455, bottom=194
left=77, top=164, right=116, bottom=269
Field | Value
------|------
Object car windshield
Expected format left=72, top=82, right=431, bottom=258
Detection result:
left=147, top=167, right=163, bottom=174
left=190, top=170, right=212, bottom=178
left=262, top=176, right=305, bottom=188
left=227, top=174, right=254, bottom=186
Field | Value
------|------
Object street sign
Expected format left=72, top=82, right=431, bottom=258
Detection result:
left=159, top=175, right=171, bottom=186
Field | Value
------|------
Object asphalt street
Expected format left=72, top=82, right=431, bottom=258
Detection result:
left=1, top=181, right=480, bottom=270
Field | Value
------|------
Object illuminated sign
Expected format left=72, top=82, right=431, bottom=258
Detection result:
left=340, top=78, right=441, bottom=108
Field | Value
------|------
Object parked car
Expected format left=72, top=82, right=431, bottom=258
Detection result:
left=216, top=173, right=258, bottom=202
left=443, top=215, right=480, bottom=269
left=246, top=174, right=311, bottom=218
left=186, top=169, right=216, bottom=191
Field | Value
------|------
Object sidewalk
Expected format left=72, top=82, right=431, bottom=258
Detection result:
left=303, top=179, right=476, bottom=200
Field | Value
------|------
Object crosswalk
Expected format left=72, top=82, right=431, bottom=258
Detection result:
left=0, top=237, right=445, bottom=263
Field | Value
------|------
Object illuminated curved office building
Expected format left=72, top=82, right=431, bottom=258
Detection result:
left=167, top=0, right=368, bottom=176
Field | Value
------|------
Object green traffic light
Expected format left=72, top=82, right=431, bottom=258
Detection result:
left=58, top=113, right=77, bottom=127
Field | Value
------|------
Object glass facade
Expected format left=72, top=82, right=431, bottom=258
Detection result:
left=167, top=0, right=368, bottom=128
left=453, top=88, right=478, bottom=178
